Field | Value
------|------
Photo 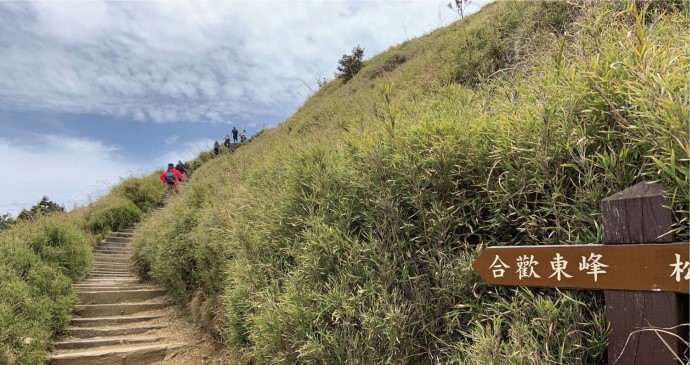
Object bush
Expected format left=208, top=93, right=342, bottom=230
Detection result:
left=21, top=217, right=93, bottom=281
left=0, top=216, right=82, bottom=364
left=112, top=174, right=165, bottom=213
left=336, top=46, right=364, bottom=82
left=88, top=197, right=142, bottom=236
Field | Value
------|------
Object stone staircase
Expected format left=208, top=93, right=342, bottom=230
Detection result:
left=49, top=228, right=186, bottom=365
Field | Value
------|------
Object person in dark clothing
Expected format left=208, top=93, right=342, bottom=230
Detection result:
left=224, top=134, right=231, bottom=148
left=213, top=140, right=221, bottom=156
left=232, top=127, right=239, bottom=143
left=175, top=160, right=188, bottom=175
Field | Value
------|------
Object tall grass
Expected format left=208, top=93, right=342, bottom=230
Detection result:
left=133, top=2, right=688, bottom=364
left=0, top=215, right=87, bottom=364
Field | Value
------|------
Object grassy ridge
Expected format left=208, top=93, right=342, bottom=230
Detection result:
left=0, top=174, right=164, bottom=364
left=133, top=2, right=689, bottom=364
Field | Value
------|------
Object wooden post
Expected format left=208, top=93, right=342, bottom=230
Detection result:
left=601, top=182, right=689, bottom=364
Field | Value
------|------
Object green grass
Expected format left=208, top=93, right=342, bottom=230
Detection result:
left=133, top=1, right=689, bottom=364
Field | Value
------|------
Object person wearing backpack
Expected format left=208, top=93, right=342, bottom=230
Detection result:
left=175, top=160, right=188, bottom=176
left=232, top=127, right=239, bottom=143
left=159, top=163, right=185, bottom=193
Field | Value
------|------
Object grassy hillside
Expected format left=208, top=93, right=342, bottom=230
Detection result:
left=132, top=2, right=689, bottom=364
left=0, top=174, right=164, bottom=364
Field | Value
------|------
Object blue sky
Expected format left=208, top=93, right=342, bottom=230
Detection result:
left=0, top=0, right=488, bottom=216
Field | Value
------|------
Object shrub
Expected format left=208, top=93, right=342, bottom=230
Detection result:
left=88, top=197, right=142, bottom=236
left=0, top=216, right=81, bottom=364
left=21, top=216, right=93, bottom=281
left=112, top=174, right=165, bottom=213
left=336, top=46, right=364, bottom=82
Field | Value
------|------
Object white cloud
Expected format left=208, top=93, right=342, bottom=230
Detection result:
left=0, top=135, right=141, bottom=216
left=0, top=0, right=490, bottom=125
left=156, top=138, right=214, bottom=167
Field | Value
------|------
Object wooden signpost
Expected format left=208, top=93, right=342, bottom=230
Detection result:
left=472, top=182, right=690, bottom=364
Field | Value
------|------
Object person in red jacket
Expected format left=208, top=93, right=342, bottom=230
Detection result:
left=159, top=163, right=185, bottom=193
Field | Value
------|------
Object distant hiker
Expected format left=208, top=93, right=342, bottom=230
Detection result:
left=160, top=163, right=185, bottom=193
left=240, top=130, right=247, bottom=142
left=224, top=134, right=231, bottom=148
left=232, top=127, right=239, bottom=143
left=175, top=160, right=188, bottom=175
left=213, top=140, right=221, bottom=156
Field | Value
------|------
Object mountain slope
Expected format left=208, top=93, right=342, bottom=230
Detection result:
left=132, top=2, right=689, bottom=364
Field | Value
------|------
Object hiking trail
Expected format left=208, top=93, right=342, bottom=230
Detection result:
left=48, top=214, right=224, bottom=365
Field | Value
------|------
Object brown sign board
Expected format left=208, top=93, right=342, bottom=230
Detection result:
left=472, top=242, right=690, bottom=293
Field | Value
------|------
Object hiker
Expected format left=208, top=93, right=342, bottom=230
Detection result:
left=159, top=163, right=185, bottom=193
left=175, top=160, right=188, bottom=175
left=232, top=127, right=239, bottom=143
left=240, top=130, right=247, bottom=142
left=224, top=134, right=231, bottom=148
left=213, top=140, right=220, bottom=156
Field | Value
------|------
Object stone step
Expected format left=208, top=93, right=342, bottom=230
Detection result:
left=67, top=324, right=167, bottom=338
left=87, top=274, right=132, bottom=279
left=102, top=237, right=131, bottom=244
left=75, top=281, right=148, bottom=286
left=93, top=256, right=129, bottom=264
left=49, top=342, right=185, bottom=365
left=93, top=257, right=130, bottom=262
left=78, top=289, right=167, bottom=304
left=76, top=302, right=169, bottom=317
left=93, top=251, right=129, bottom=257
left=89, top=272, right=134, bottom=279
left=75, top=286, right=157, bottom=293
left=119, top=228, right=135, bottom=233
left=79, top=278, right=140, bottom=285
left=93, top=260, right=129, bottom=265
left=97, top=236, right=133, bottom=246
left=94, top=243, right=129, bottom=250
left=69, top=314, right=164, bottom=328
left=90, top=268, right=130, bottom=272
left=93, top=252, right=129, bottom=257
left=96, top=237, right=132, bottom=247
left=91, top=268, right=130, bottom=274
left=87, top=274, right=135, bottom=279
left=93, top=248, right=132, bottom=256
left=92, top=260, right=129, bottom=266
left=92, top=265, right=130, bottom=271
left=94, top=249, right=129, bottom=255
left=80, top=278, right=140, bottom=284
left=53, top=336, right=165, bottom=350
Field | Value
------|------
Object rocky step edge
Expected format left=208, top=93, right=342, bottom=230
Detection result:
left=49, top=342, right=186, bottom=365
